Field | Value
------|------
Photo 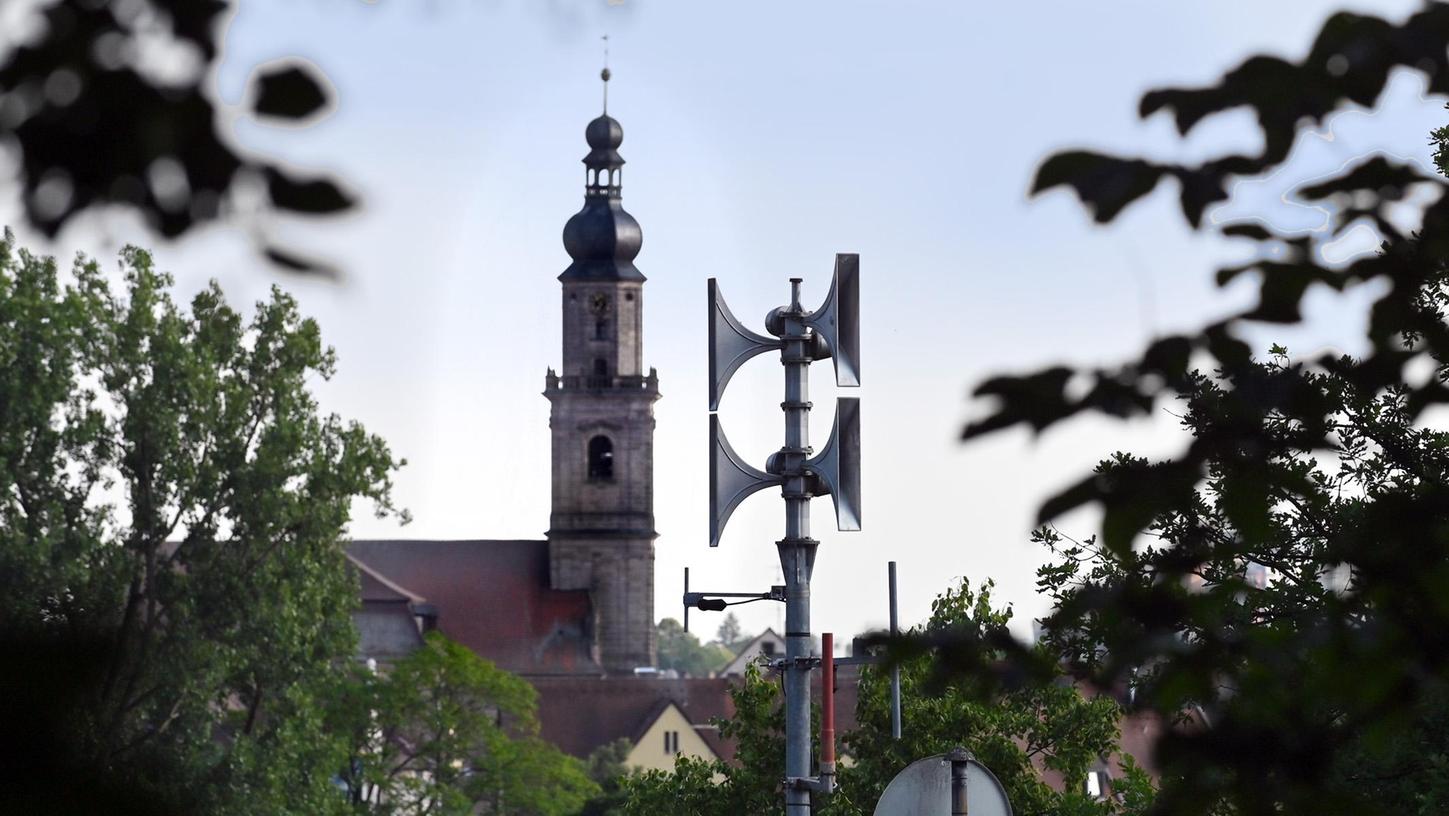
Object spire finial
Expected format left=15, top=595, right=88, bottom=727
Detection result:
left=600, top=35, right=611, bottom=113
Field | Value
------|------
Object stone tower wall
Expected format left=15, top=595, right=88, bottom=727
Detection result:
left=560, top=282, right=643, bottom=378
left=547, top=282, right=659, bottom=673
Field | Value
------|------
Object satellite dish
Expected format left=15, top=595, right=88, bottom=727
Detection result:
left=873, top=754, right=1013, bottom=816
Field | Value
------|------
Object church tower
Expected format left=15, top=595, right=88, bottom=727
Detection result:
left=545, top=69, right=659, bottom=673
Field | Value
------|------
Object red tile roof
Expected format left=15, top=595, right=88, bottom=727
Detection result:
left=348, top=553, right=427, bottom=605
left=347, top=540, right=598, bottom=676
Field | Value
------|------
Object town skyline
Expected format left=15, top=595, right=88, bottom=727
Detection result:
left=3, top=0, right=1439, bottom=645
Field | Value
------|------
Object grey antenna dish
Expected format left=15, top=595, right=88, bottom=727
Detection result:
left=873, top=753, right=1013, bottom=816
left=708, top=414, right=783, bottom=547
left=803, top=253, right=861, bottom=387
left=805, top=397, right=862, bottom=531
left=708, top=278, right=782, bottom=411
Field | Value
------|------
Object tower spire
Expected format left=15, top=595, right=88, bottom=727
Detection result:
left=601, top=35, right=611, bottom=114
left=562, top=69, right=641, bottom=282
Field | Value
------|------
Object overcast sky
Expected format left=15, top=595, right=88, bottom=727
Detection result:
left=7, top=0, right=1443, bottom=645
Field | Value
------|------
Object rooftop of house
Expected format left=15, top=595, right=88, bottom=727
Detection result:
left=347, top=539, right=598, bottom=676
left=529, top=675, right=738, bottom=762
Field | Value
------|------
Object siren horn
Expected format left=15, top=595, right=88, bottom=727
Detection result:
left=709, top=414, right=783, bottom=547
left=804, top=397, right=862, bottom=531
left=802, top=253, right=861, bottom=388
left=708, top=278, right=782, bottom=411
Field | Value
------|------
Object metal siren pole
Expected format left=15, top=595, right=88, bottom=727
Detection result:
left=706, top=254, right=861, bottom=814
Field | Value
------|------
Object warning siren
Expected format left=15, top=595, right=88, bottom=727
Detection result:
left=805, top=397, right=861, bottom=532
left=706, top=255, right=862, bottom=547
left=708, top=414, right=782, bottom=548
left=707, top=278, right=781, bottom=412
left=803, top=253, right=861, bottom=388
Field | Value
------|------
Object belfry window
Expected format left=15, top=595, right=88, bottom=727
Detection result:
left=588, top=435, right=614, bottom=481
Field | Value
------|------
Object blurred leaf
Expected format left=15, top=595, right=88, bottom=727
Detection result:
left=264, top=167, right=355, bottom=214
left=251, top=64, right=330, bottom=121
left=1031, top=151, right=1166, bottom=223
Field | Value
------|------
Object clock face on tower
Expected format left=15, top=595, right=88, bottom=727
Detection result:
left=589, top=293, right=610, bottom=316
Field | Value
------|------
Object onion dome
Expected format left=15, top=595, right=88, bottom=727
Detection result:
left=584, top=114, right=624, bottom=169
left=561, top=69, right=644, bottom=282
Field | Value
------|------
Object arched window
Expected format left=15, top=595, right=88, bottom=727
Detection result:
left=594, top=319, right=607, bottom=340
left=588, top=435, right=614, bottom=481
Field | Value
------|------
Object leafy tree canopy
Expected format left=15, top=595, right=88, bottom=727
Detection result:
left=716, top=611, right=746, bottom=651
left=916, top=5, right=1449, bottom=815
left=0, top=1, right=351, bottom=272
left=656, top=617, right=734, bottom=677
left=1032, top=345, right=1449, bottom=815
left=0, top=232, right=599, bottom=815
left=627, top=579, right=1154, bottom=816
left=0, top=228, right=403, bottom=812
left=337, top=632, right=599, bottom=816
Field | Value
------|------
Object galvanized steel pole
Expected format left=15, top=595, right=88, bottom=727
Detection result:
left=949, top=747, right=971, bottom=816
left=889, top=560, right=901, bottom=740
left=779, top=278, right=815, bottom=816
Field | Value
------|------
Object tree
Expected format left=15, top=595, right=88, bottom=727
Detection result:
left=0, top=2, right=352, bottom=272
left=928, top=6, right=1449, bottom=815
left=578, top=738, right=636, bottom=816
left=339, top=632, right=598, bottom=816
left=1032, top=345, right=1449, bottom=815
left=0, top=229, right=403, bottom=813
left=656, top=617, right=734, bottom=677
left=716, top=612, right=745, bottom=651
left=624, top=579, right=1154, bottom=816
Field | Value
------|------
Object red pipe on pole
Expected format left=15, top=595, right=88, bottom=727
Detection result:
left=821, top=632, right=835, bottom=769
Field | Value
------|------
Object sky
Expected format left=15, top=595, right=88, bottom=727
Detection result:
left=7, top=0, right=1445, bottom=647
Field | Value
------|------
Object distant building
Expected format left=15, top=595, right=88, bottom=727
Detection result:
left=718, top=628, right=786, bottom=677
left=345, top=73, right=732, bottom=766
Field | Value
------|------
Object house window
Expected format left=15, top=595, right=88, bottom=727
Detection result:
left=664, top=730, right=679, bottom=754
left=588, top=436, right=614, bottom=481
left=761, top=641, right=776, bottom=657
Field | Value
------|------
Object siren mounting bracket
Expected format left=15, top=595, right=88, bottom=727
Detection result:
left=682, top=567, right=784, bottom=632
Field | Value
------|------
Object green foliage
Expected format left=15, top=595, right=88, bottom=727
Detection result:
left=948, top=7, right=1449, bottom=815
left=578, top=738, right=636, bottom=815
left=0, top=235, right=590, bottom=815
left=656, top=617, right=734, bottom=677
left=1030, top=347, right=1449, bottom=815
left=621, top=663, right=785, bottom=816
left=624, top=580, right=1152, bottom=816
left=338, top=632, right=596, bottom=815
left=843, top=580, right=1143, bottom=816
left=0, top=3, right=350, bottom=271
left=716, top=612, right=746, bottom=651
left=0, top=230, right=404, bottom=813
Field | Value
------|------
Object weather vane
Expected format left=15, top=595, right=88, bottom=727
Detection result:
left=601, top=35, right=611, bottom=112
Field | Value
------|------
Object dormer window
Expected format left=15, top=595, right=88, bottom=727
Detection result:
left=588, top=436, right=614, bottom=481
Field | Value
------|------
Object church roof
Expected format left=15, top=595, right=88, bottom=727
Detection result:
left=347, top=540, right=599, bottom=676
left=347, top=552, right=427, bottom=605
